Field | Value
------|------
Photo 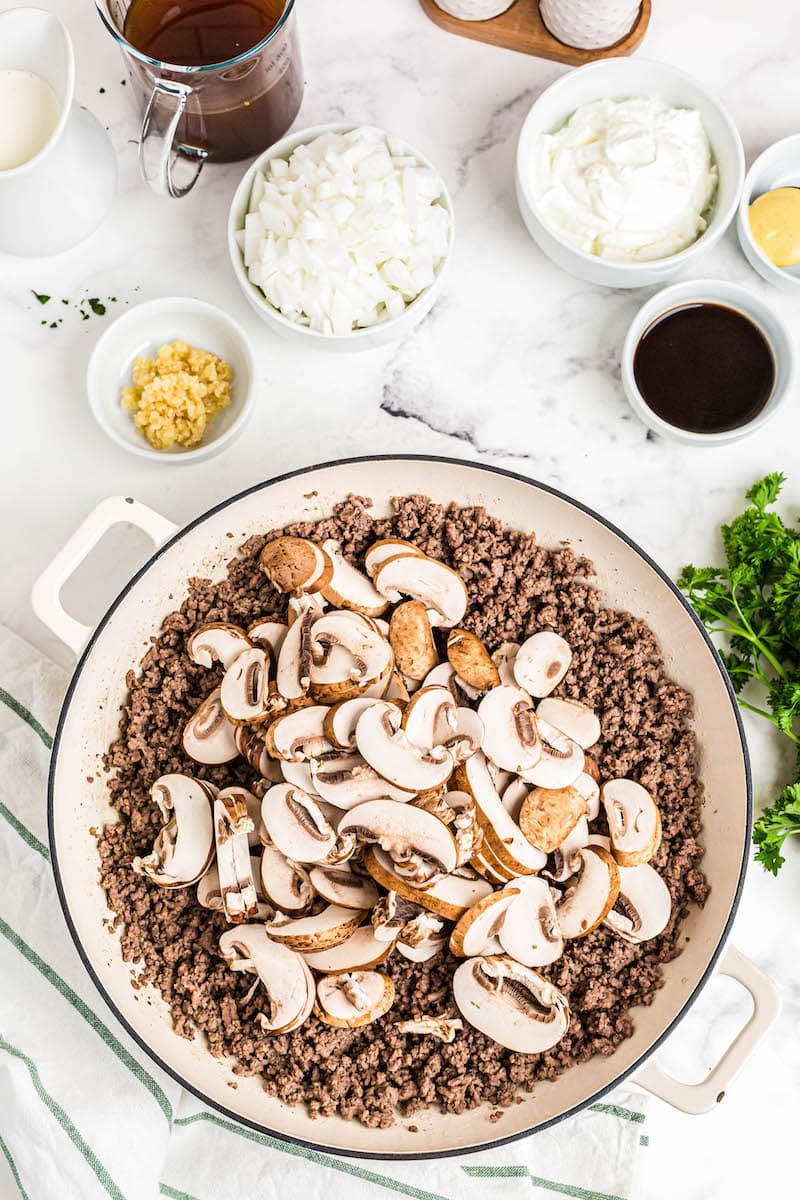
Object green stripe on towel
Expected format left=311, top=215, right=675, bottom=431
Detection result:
left=160, top=1186, right=203, bottom=1200
left=588, top=1103, right=645, bottom=1125
left=0, top=687, right=53, bottom=749
left=0, top=802, right=49, bottom=860
left=0, top=1134, right=31, bottom=1200
left=461, top=1167, right=626, bottom=1200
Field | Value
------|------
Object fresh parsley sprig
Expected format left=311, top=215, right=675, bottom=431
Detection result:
left=678, top=473, right=800, bottom=874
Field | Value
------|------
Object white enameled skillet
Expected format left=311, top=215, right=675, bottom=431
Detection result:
left=32, top=456, right=779, bottom=1158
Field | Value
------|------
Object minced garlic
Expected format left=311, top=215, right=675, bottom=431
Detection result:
left=121, top=340, right=232, bottom=450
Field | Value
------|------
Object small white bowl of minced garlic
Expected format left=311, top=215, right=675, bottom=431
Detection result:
left=87, top=297, right=256, bottom=463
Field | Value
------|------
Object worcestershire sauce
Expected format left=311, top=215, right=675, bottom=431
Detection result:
left=633, top=303, right=775, bottom=434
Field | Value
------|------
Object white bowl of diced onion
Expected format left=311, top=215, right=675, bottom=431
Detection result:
left=228, top=123, right=454, bottom=352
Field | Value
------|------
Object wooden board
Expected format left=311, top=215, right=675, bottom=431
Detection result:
left=418, top=0, right=651, bottom=65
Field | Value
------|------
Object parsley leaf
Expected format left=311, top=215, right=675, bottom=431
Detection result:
left=32, top=290, right=50, bottom=305
left=753, top=783, right=800, bottom=875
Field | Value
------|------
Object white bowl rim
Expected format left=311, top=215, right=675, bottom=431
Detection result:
left=87, top=296, right=257, bottom=464
left=736, top=132, right=800, bottom=289
left=226, top=121, right=455, bottom=342
left=516, top=56, right=746, bottom=274
left=620, top=278, right=795, bottom=443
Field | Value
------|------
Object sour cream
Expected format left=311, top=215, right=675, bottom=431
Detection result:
left=533, top=96, right=718, bottom=262
left=0, top=69, right=60, bottom=171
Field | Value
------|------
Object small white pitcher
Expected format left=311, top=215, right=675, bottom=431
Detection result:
left=0, top=6, right=117, bottom=257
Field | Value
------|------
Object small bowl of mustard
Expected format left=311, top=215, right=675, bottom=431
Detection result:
left=87, top=297, right=257, bottom=464
left=737, top=134, right=800, bottom=294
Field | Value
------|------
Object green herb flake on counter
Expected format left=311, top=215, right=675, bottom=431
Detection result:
left=678, top=473, right=800, bottom=874
left=32, top=290, right=50, bottom=305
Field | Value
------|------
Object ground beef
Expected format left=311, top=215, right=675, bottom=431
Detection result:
left=98, top=495, right=707, bottom=1128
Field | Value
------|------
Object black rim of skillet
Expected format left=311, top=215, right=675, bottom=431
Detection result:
left=47, top=453, right=752, bottom=1161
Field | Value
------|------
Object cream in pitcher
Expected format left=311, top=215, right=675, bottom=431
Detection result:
left=0, top=69, right=60, bottom=170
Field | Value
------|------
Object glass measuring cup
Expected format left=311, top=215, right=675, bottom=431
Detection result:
left=96, top=0, right=303, bottom=198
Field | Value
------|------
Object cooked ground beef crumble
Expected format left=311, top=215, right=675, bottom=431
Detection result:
left=98, top=495, right=708, bottom=1128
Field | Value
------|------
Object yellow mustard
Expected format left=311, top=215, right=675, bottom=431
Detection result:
left=748, top=187, right=800, bottom=268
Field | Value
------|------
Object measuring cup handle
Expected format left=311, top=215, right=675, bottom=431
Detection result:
left=139, top=79, right=208, bottom=198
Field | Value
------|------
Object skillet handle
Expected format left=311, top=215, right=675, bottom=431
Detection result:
left=632, top=944, right=780, bottom=1114
left=31, top=496, right=179, bottom=655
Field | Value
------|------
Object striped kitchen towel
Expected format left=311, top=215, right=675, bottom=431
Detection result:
left=0, top=626, right=651, bottom=1200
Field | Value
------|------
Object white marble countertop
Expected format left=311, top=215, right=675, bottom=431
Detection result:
left=2, top=0, right=799, bottom=1195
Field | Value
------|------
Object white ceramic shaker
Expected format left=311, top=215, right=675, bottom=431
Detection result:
left=539, top=0, right=641, bottom=49
left=433, top=0, right=516, bottom=20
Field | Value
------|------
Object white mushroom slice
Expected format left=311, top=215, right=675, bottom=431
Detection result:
left=536, top=697, right=601, bottom=750
left=447, top=629, right=500, bottom=692
left=492, top=642, right=520, bottom=687
left=356, top=700, right=454, bottom=792
left=302, top=924, right=395, bottom=972
left=573, top=772, right=601, bottom=822
left=445, top=789, right=484, bottom=865
left=423, top=661, right=481, bottom=703
left=235, top=726, right=280, bottom=782
left=514, top=632, right=573, bottom=698
left=314, top=970, right=395, bottom=1028
left=487, top=761, right=513, bottom=793
left=370, top=891, right=425, bottom=942
left=402, top=685, right=457, bottom=750
left=132, top=774, right=215, bottom=888
left=471, top=845, right=515, bottom=886
left=501, top=777, right=530, bottom=823
left=604, top=863, right=672, bottom=943
left=364, top=847, right=493, bottom=920
left=383, top=671, right=411, bottom=703
left=454, top=752, right=546, bottom=875
left=265, top=705, right=333, bottom=762
left=287, top=591, right=327, bottom=625
left=395, top=1017, right=462, bottom=1042
left=267, top=904, right=364, bottom=951
left=398, top=909, right=445, bottom=949
left=281, top=758, right=321, bottom=796
left=220, top=647, right=271, bottom=725
left=338, top=799, right=458, bottom=880
left=498, top=876, right=563, bottom=967
left=544, top=815, right=590, bottom=883
left=478, top=685, right=541, bottom=774
left=276, top=600, right=316, bottom=700
left=310, top=751, right=414, bottom=808
left=518, top=784, right=585, bottom=854
left=449, top=889, right=520, bottom=957
left=308, top=865, right=379, bottom=910
left=248, top=619, right=288, bottom=659
left=396, top=937, right=447, bottom=963
left=389, top=600, right=439, bottom=681
left=323, top=698, right=381, bottom=751
left=309, top=612, right=393, bottom=702
left=219, top=925, right=312, bottom=1034
left=259, top=536, right=332, bottom=594
left=182, top=688, right=239, bottom=764
left=453, top=955, right=570, bottom=1053
left=556, top=846, right=620, bottom=939
left=199, top=859, right=272, bottom=918
left=318, top=539, right=389, bottom=617
left=520, top=719, right=584, bottom=790
left=374, top=554, right=468, bottom=628
left=260, top=784, right=337, bottom=863
left=364, top=538, right=425, bottom=578
left=187, top=622, right=252, bottom=670
left=259, top=844, right=315, bottom=914
left=214, top=788, right=259, bottom=923
left=601, top=779, right=662, bottom=867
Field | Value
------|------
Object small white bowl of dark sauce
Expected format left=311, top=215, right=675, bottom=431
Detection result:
left=621, top=279, right=794, bottom=445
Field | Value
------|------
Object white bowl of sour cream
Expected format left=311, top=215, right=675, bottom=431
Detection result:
left=515, top=58, right=744, bottom=288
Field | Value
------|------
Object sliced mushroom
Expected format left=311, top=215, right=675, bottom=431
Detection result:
left=453, top=955, right=570, bottom=1053
left=383, top=670, right=411, bottom=703
left=187, top=622, right=252, bottom=670
left=267, top=904, right=365, bottom=951
left=389, top=600, right=439, bottom=681
left=314, top=970, right=395, bottom=1028
left=302, top=924, right=395, bottom=972
left=338, top=799, right=458, bottom=882
left=447, top=629, right=500, bottom=692
left=449, top=888, right=520, bottom=957
left=478, top=685, right=541, bottom=774
left=308, top=865, right=379, bottom=910
left=556, top=846, right=620, bottom=939
left=371, top=891, right=423, bottom=942
left=260, top=783, right=337, bottom=863
left=492, top=642, right=520, bottom=686
left=397, top=909, right=445, bottom=950
left=214, top=787, right=259, bottom=923
left=220, top=646, right=271, bottom=725
left=265, top=705, right=333, bottom=762
left=247, top=618, right=289, bottom=659
left=182, top=688, right=239, bottom=764
left=601, top=779, right=662, bottom=867
left=396, top=936, right=447, bottom=963
left=311, top=611, right=393, bottom=691
left=501, top=777, right=530, bottom=823
left=536, top=697, right=600, bottom=749
left=394, top=1016, right=462, bottom=1042
left=573, top=772, right=601, bottom=822
left=259, top=536, right=332, bottom=594
left=310, top=751, right=414, bottom=808
left=356, top=700, right=454, bottom=792
left=132, top=774, right=215, bottom=887
left=364, top=847, right=493, bottom=920
left=259, top=844, right=315, bottom=914
left=318, top=539, right=389, bottom=617
left=583, top=755, right=601, bottom=784
left=455, top=752, right=546, bottom=875
left=543, top=815, right=590, bottom=883
left=518, top=784, right=585, bottom=854
left=470, top=844, right=516, bottom=886
left=219, top=924, right=313, bottom=1034
left=323, top=697, right=380, bottom=751
left=498, top=876, right=563, bottom=967
left=403, top=687, right=483, bottom=766
left=604, top=862, right=672, bottom=943
left=373, top=555, right=468, bottom=628
left=423, top=661, right=481, bottom=703
left=514, top=632, right=572, bottom=698
left=235, top=726, right=279, bottom=782
left=275, top=599, right=316, bottom=700
left=198, top=856, right=274, bottom=920
left=281, top=758, right=320, bottom=796
left=438, top=788, right=484, bottom=866
left=364, top=538, right=424, bottom=578
left=520, top=719, right=584, bottom=789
